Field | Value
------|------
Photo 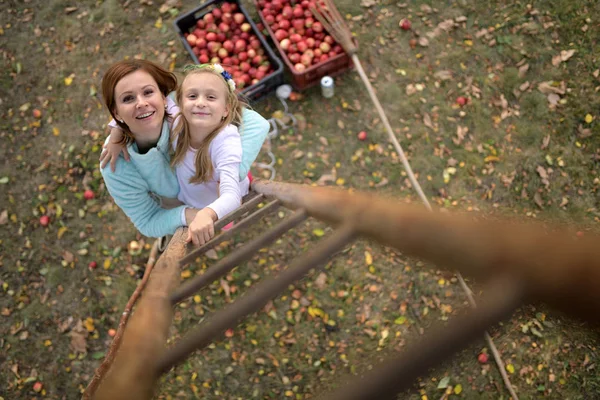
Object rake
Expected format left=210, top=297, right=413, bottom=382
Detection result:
left=310, top=1, right=519, bottom=399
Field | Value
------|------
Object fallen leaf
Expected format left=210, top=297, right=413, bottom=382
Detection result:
left=205, top=249, right=219, bottom=260
left=437, top=376, right=450, bottom=389
left=0, top=210, right=7, bottom=225
left=418, top=37, right=429, bottom=47
left=578, top=124, right=592, bottom=138
left=314, top=272, right=327, bottom=289
left=423, top=113, right=434, bottom=130
left=536, top=165, right=550, bottom=187
left=585, top=114, right=593, bottom=124
left=541, top=135, right=550, bottom=149
left=518, top=64, right=530, bottom=78
left=538, top=81, right=565, bottom=95
left=433, top=70, right=452, bottom=81
left=69, top=332, right=87, bottom=353
left=534, top=192, right=544, bottom=208
left=220, top=279, right=231, bottom=298
left=547, top=93, right=560, bottom=106
left=560, top=49, right=575, bottom=62
left=337, top=120, right=345, bottom=129
left=364, top=251, right=373, bottom=266
left=312, top=228, right=325, bottom=237
left=316, top=173, right=336, bottom=186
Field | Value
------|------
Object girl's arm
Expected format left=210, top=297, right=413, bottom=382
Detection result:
left=100, top=126, right=129, bottom=172
left=101, top=159, right=188, bottom=238
left=238, top=108, right=270, bottom=180
left=205, top=127, right=245, bottom=218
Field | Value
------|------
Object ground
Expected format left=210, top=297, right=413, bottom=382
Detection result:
left=1, top=0, right=599, bottom=399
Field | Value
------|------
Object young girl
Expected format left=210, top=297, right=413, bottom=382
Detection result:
left=100, top=60, right=269, bottom=245
left=171, top=63, right=250, bottom=245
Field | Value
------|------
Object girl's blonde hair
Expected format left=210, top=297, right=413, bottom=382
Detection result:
left=170, top=65, right=247, bottom=184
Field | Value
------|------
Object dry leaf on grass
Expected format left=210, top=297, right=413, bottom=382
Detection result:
left=538, top=81, right=565, bottom=95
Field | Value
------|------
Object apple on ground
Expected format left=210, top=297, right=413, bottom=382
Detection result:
left=357, top=131, right=367, bottom=141
left=400, top=18, right=412, bottom=30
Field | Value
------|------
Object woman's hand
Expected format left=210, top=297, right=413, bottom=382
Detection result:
left=100, top=127, right=130, bottom=172
left=186, top=207, right=218, bottom=246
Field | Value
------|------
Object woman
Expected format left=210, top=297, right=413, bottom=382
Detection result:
left=99, top=59, right=269, bottom=244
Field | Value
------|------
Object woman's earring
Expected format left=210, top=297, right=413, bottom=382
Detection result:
left=164, top=104, right=168, bottom=110
left=221, top=116, right=226, bottom=121
left=118, top=119, right=124, bottom=123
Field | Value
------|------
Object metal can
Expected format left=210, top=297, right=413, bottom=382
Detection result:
left=320, top=76, right=335, bottom=98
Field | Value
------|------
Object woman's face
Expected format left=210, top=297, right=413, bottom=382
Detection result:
left=113, top=70, right=166, bottom=137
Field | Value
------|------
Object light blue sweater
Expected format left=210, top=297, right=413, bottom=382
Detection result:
left=101, top=109, right=269, bottom=238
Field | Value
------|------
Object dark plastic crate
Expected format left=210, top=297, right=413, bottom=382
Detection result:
left=174, top=0, right=284, bottom=101
left=252, top=0, right=355, bottom=91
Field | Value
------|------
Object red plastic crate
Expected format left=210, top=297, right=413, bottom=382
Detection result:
left=252, top=0, right=356, bottom=91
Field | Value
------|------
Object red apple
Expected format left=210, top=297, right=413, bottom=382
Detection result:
left=196, top=19, right=206, bottom=29
left=84, top=189, right=95, bottom=200
left=279, top=20, right=290, bottom=30
left=40, top=215, right=50, bottom=227
left=280, top=38, right=291, bottom=50
left=274, top=29, right=288, bottom=41
left=304, top=9, right=312, bottom=18
left=312, top=21, right=323, bottom=32
left=218, top=48, right=229, bottom=58
left=235, top=39, right=246, bottom=52
left=293, top=19, right=305, bottom=31
left=400, top=18, right=412, bottom=30
left=33, top=382, right=43, bottom=393
left=313, top=48, right=322, bottom=57
left=288, top=53, right=301, bottom=63
left=199, top=54, right=210, bottom=63
left=265, top=14, right=275, bottom=24
left=297, top=40, right=308, bottom=53
left=290, top=33, right=302, bottom=43
left=293, top=6, right=304, bottom=18
left=305, top=17, right=314, bottom=28
left=210, top=56, right=221, bottom=64
left=241, top=22, right=252, bottom=32
left=357, top=131, right=367, bottom=141
left=222, top=57, right=233, bottom=65
left=324, top=35, right=334, bottom=45
left=218, top=22, right=230, bottom=33
left=240, top=32, right=249, bottom=40
left=108, top=328, right=117, bottom=337
left=240, top=62, right=251, bottom=72
left=294, top=63, right=306, bottom=72
left=203, top=13, right=215, bottom=24
left=216, top=32, right=226, bottom=42
left=319, top=54, right=329, bottom=63
left=233, top=13, right=245, bottom=24
left=306, top=37, right=315, bottom=48
left=196, top=38, right=207, bottom=49
left=282, top=6, right=293, bottom=19
left=238, top=51, right=248, bottom=61
left=208, top=41, right=221, bottom=53
left=250, top=39, right=261, bottom=50
left=212, top=8, right=222, bottom=19
left=88, top=261, right=98, bottom=269
left=478, top=353, right=489, bottom=364
left=300, top=53, right=312, bottom=66
left=252, top=55, right=263, bottom=65
left=222, top=12, right=233, bottom=23
left=456, top=96, right=468, bottom=106
left=223, top=40, right=234, bottom=52
left=221, top=2, right=233, bottom=13
left=206, top=32, right=217, bottom=41
left=319, top=42, right=331, bottom=53
left=272, top=0, right=283, bottom=11
left=247, top=48, right=257, bottom=58
left=186, top=34, right=197, bottom=46
left=255, top=70, right=266, bottom=80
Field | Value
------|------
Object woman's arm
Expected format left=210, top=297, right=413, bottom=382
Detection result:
left=101, top=159, right=188, bottom=238
left=238, top=108, right=271, bottom=180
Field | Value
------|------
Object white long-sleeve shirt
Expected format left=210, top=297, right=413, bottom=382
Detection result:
left=175, top=124, right=249, bottom=219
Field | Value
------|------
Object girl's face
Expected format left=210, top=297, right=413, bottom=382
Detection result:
left=113, top=70, right=166, bottom=137
left=180, top=72, right=229, bottom=136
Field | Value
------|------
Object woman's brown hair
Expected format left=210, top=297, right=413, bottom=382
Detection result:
left=101, top=59, right=177, bottom=145
left=170, top=67, right=247, bottom=184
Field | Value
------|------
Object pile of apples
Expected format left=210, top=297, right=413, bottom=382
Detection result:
left=257, top=0, right=344, bottom=72
left=183, top=2, right=275, bottom=89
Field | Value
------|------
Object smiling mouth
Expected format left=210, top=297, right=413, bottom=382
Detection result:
left=193, top=112, right=210, bottom=116
left=136, top=111, right=155, bottom=120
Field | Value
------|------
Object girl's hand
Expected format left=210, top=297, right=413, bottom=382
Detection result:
left=100, top=127, right=130, bottom=172
left=186, top=208, right=218, bottom=246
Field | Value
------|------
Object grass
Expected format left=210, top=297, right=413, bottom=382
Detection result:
left=1, top=0, right=600, bottom=399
